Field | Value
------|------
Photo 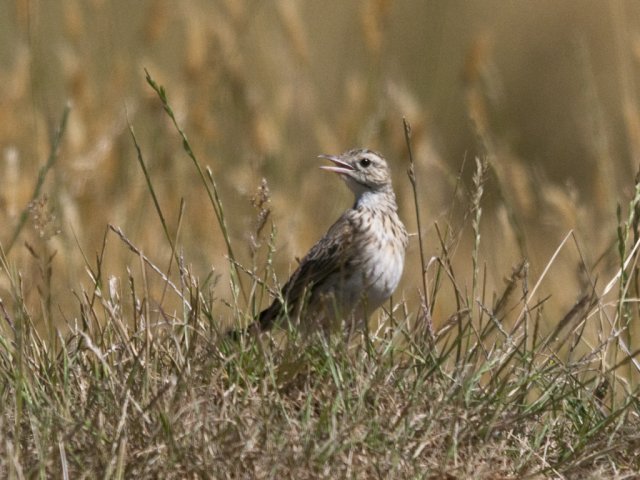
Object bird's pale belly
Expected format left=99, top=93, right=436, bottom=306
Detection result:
left=334, top=221, right=405, bottom=315
left=360, top=240, right=405, bottom=309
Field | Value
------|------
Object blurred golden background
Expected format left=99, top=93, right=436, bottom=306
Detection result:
left=1, top=0, right=640, bottom=336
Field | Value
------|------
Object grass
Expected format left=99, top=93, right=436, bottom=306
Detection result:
left=3, top=2, right=640, bottom=478
left=1, top=71, right=639, bottom=479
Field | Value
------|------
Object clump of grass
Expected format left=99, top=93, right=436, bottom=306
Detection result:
left=1, top=77, right=639, bottom=479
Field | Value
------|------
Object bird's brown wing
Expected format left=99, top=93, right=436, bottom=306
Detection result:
left=258, top=212, right=356, bottom=330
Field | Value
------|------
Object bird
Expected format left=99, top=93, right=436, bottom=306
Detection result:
left=255, top=148, right=408, bottom=335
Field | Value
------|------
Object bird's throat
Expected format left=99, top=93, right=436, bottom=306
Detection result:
left=353, top=187, right=396, bottom=211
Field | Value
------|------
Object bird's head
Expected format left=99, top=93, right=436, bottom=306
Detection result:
left=319, top=149, right=392, bottom=197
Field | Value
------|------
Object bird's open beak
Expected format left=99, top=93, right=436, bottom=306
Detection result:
left=318, top=154, right=354, bottom=175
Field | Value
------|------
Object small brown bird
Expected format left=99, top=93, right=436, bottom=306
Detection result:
left=257, top=148, right=408, bottom=334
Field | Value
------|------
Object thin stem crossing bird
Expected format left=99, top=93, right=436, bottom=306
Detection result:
left=257, top=148, right=408, bottom=334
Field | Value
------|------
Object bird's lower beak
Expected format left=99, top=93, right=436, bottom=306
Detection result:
left=318, top=154, right=354, bottom=175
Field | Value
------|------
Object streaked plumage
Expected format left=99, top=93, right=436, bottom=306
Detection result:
left=258, top=148, right=408, bottom=333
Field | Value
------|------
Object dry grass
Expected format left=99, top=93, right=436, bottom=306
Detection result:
left=2, top=1, right=640, bottom=478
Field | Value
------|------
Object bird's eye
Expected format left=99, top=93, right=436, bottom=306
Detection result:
left=359, top=158, right=371, bottom=167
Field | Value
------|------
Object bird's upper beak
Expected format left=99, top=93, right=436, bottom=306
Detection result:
left=318, top=154, right=354, bottom=175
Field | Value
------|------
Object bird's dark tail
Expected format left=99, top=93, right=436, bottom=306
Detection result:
left=257, top=300, right=281, bottom=331
left=225, top=300, right=281, bottom=340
